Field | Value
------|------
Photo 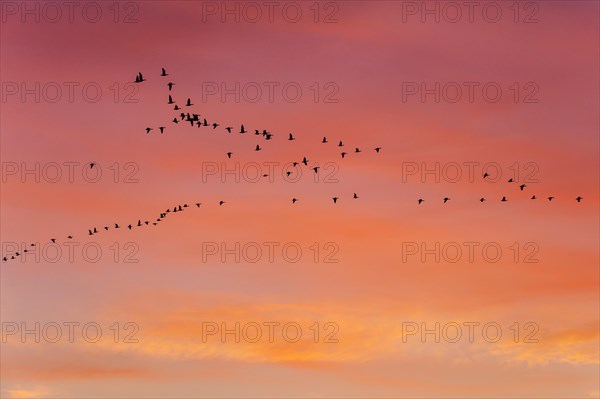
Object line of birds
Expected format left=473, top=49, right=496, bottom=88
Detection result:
left=3, top=67, right=587, bottom=262
left=417, top=177, right=583, bottom=204
left=1, top=200, right=226, bottom=263
left=137, top=68, right=382, bottom=164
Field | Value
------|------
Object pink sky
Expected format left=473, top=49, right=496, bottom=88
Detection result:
left=1, top=1, right=599, bottom=397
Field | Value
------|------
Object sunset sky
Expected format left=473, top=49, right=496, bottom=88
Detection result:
left=1, top=1, right=599, bottom=397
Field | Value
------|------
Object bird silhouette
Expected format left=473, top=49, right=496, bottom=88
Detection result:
left=89, top=163, right=96, bottom=169
left=289, top=133, right=295, bottom=141
left=227, top=152, right=233, bottom=159
left=548, top=196, right=555, bottom=201
left=159, top=126, right=165, bottom=133
left=167, top=82, right=175, bottom=91
left=480, top=198, right=486, bottom=202
left=374, top=147, right=382, bottom=153
left=353, top=193, right=359, bottom=199
left=196, top=203, right=201, bottom=207
left=508, top=178, right=514, bottom=183
left=338, top=141, right=344, bottom=147
left=333, top=197, right=339, bottom=204
left=341, top=152, right=347, bottom=158
left=186, top=98, right=193, bottom=106
left=219, top=201, right=225, bottom=206
left=322, top=137, right=328, bottom=143
left=302, top=157, right=308, bottom=166
left=418, top=199, right=424, bottom=204
left=240, top=125, right=247, bottom=134
left=313, top=167, right=319, bottom=173
left=531, top=195, right=536, bottom=200
left=225, top=127, right=233, bottom=133
left=501, top=196, right=507, bottom=202
left=146, top=127, right=152, bottom=134
left=483, top=173, right=489, bottom=178
left=50, top=239, right=56, bottom=243
left=355, top=148, right=361, bottom=153
left=255, top=145, right=262, bottom=151
left=292, top=198, right=298, bottom=204
left=519, top=184, right=526, bottom=191
left=168, top=95, right=174, bottom=104
left=443, top=198, right=450, bottom=203
left=576, top=196, right=582, bottom=202
left=161, top=68, right=168, bottom=76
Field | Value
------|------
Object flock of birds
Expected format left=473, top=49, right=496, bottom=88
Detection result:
left=143, top=67, right=382, bottom=198
left=1, top=67, right=586, bottom=262
left=418, top=178, right=583, bottom=204
left=2, top=200, right=210, bottom=263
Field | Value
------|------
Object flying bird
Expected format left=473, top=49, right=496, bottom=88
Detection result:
left=548, top=196, right=555, bottom=201
left=227, top=152, right=233, bottom=159
left=146, top=127, right=152, bottom=134
left=501, top=196, right=507, bottom=202
left=292, top=198, right=298, bottom=204
left=332, top=197, right=339, bottom=204
left=519, top=184, right=526, bottom=191
left=219, top=201, right=226, bottom=206
left=255, top=145, right=262, bottom=151
left=341, top=152, right=347, bottom=158
left=159, top=126, right=165, bottom=133
left=374, top=147, right=382, bottom=153
left=167, top=82, right=175, bottom=91
left=186, top=98, right=193, bottom=106
left=289, top=133, right=295, bottom=141
left=576, top=196, right=582, bottom=202
left=443, top=198, right=450, bottom=203
left=161, top=67, right=168, bottom=76
left=353, top=193, right=359, bottom=199
left=322, top=137, right=328, bottom=143
left=418, top=199, right=424, bottom=204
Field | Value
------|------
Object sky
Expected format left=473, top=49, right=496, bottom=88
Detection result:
left=0, top=1, right=599, bottom=397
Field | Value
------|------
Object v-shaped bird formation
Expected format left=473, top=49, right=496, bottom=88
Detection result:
left=1, top=66, right=586, bottom=263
